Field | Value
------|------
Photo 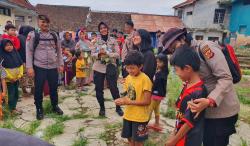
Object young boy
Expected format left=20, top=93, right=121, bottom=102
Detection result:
left=75, top=51, right=87, bottom=92
left=2, top=24, right=20, bottom=50
left=0, top=61, right=7, bottom=120
left=165, top=46, right=208, bottom=146
left=115, top=51, right=152, bottom=146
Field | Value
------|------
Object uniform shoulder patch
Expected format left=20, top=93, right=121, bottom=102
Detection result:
left=201, top=45, right=214, bottom=59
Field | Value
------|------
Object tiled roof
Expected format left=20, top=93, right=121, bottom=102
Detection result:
left=8, top=0, right=35, bottom=10
left=131, top=14, right=184, bottom=32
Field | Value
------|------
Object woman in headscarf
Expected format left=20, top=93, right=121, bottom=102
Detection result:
left=18, top=25, right=35, bottom=96
left=132, top=29, right=157, bottom=81
left=61, top=31, right=75, bottom=51
left=91, top=22, right=123, bottom=117
left=75, top=28, right=92, bottom=85
left=0, top=39, right=23, bottom=115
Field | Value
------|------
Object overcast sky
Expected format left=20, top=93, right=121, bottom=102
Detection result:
left=29, top=0, right=185, bottom=15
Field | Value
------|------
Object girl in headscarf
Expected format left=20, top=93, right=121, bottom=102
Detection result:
left=75, top=28, right=92, bottom=85
left=91, top=22, right=123, bottom=117
left=0, top=39, right=23, bottom=115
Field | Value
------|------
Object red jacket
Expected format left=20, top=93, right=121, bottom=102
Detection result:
left=1, top=34, right=20, bottom=50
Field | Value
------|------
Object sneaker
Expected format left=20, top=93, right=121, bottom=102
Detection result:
left=116, top=108, right=124, bottom=116
left=52, top=105, right=64, bottom=115
left=99, top=110, right=106, bottom=117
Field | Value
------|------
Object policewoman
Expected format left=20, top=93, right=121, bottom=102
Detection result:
left=161, top=28, right=240, bottom=146
left=26, top=15, right=64, bottom=120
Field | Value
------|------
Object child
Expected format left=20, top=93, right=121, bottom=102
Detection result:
left=115, top=51, right=152, bottom=146
left=0, top=39, right=23, bottom=115
left=2, top=24, right=20, bottom=50
left=63, top=49, right=75, bottom=86
left=148, top=53, right=168, bottom=131
left=165, top=46, right=208, bottom=146
left=0, top=60, right=7, bottom=120
left=75, top=51, right=87, bottom=92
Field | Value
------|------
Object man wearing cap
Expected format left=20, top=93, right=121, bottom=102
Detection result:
left=161, top=28, right=240, bottom=146
left=26, top=15, right=64, bottom=120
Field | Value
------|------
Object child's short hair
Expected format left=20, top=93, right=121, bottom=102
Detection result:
left=124, top=51, right=144, bottom=66
left=170, top=45, right=200, bottom=72
left=5, top=24, right=16, bottom=31
left=75, top=50, right=82, bottom=58
left=91, top=32, right=97, bottom=36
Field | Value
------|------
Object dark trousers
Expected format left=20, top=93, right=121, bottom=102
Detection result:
left=121, top=62, right=128, bottom=78
left=34, top=66, right=59, bottom=109
left=93, top=71, right=120, bottom=111
left=203, top=114, right=238, bottom=146
left=7, top=81, right=19, bottom=111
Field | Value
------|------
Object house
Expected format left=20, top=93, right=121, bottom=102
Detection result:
left=0, top=0, right=37, bottom=34
left=173, top=0, right=230, bottom=42
left=131, top=13, right=184, bottom=47
left=227, top=0, right=250, bottom=46
left=36, top=4, right=90, bottom=32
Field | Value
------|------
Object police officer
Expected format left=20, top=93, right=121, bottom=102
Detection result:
left=26, top=15, right=64, bottom=120
left=161, top=28, right=240, bottom=146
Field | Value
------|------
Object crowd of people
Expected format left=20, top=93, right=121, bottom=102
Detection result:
left=0, top=14, right=240, bottom=146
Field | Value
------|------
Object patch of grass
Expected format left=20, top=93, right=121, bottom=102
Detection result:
left=71, top=113, right=89, bottom=119
left=43, top=122, right=64, bottom=141
left=163, top=107, right=176, bottom=119
left=78, top=92, right=88, bottom=97
left=167, top=71, right=182, bottom=108
left=55, top=115, right=72, bottom=122
left=236, top=86, right=250, bottom=105
left=242, top=69, right=250, bottom=75
left=240, top=137, right=248, bottom=146
left=26, top=120, right=41, bottom=135
left=78, top=127, right=85, bottom=133
left=43, top=100, right=53, bottom=114
left=144, top=140, right=157, bottom=146
left=239, top=104, right=250, bottom=124
left=72, top=138, right=88, bottom=146
left=99, top=123, right=122, bottom=144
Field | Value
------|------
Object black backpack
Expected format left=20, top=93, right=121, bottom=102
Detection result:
left=199, top=44, right=242, bottom=84
left=33, top=31, right=58, bottom=51
left=32, top=31, right=58, bottom=62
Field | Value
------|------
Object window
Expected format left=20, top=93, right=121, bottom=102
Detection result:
left=186, top=11, right=193, bottom=16
left=208, top=37, right=219, bottom=42
left=214, top=9, right=226, bottom=24
left=0, top=6, right=11, bottom=16
left=239, top=25, right=247, bottom=34
left=28, top=16, right=32, bottom=22
left=177, top=10, right=183, bottom=19
left=195, top=35, right=204, bottom=40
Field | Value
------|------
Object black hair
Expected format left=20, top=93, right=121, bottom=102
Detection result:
left=124, top=50, right=144, bottom=66
left=125, top=20, right=134, bottom=28
left=170, top=45, right=200, bottom=72
left=118, top=31, right=124, bottom=35
left=38, top=14, right=50, bottom=23
left=133, top=29, right=152, bottom=52
left=5, top=24, right=16, bottom=31
left=75, top=50, right=82, bottom=58
left=98, top=22, right=109, bottom=32
left=112, top=29, right=118, bottom=33
left=156, top=53, right=169, bottom=75
left=91, top=32, right=97, bottom=36
left=19, top=25, right=35, bottom=37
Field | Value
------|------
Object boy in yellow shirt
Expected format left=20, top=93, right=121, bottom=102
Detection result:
left=115, top=51, right=152, bottom=146
left=75, top=51, right=87, bottom=92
